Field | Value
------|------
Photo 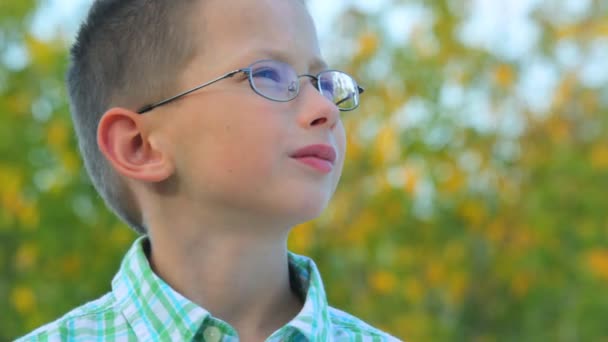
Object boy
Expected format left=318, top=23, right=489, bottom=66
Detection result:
left=19, top=0, right=400, bottom=341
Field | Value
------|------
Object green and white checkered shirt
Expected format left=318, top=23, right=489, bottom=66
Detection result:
left=17, top=237, right=401, bottom=341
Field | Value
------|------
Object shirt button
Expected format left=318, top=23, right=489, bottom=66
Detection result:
left=203, top=326, right=222, bottom=342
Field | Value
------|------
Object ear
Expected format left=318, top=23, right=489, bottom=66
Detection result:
left=97, top=107, right=174, bottom=183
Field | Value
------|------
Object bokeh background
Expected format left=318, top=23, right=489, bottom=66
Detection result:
left=2, top=0, right=608, bottom=340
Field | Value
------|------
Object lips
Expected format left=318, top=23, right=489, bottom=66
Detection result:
left=290, top=144, right=337, bottom=163
left=290, top=144, right=337, bottom=173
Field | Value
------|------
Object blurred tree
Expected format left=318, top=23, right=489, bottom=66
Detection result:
left=2, top=0, right=607, bottom=341
left=0, top=1, right=137, bottom=338
left=289, top=0, right=608, bottom=341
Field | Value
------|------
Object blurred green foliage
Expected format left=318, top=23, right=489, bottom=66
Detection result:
left=2, top=0, right=608, bottom=341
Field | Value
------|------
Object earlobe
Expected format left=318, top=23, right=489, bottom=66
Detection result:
left=97, top=107, right=174, bottom=183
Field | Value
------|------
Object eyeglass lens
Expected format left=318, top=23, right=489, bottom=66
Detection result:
left=248, top=60, right=360, bottom=111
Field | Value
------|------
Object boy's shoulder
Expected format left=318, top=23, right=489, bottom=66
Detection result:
left=288, top=251, right=402, bottom=341
left=327, top=306, right=403, bottom=341
left=15, top=292, right=130, bottom=341
left=16, top=296, right=402, bottom=342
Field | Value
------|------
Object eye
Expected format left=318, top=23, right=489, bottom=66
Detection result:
left=320, top=78, right=335, bottom=94
left=252, top=67, right=282, bottom=82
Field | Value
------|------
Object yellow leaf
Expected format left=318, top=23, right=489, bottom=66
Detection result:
left=590, top=144, right=608, bottom=170
left=6, top=93, right=30, bottom=116
left=61, top=150, right=81, bottom=175
left=486, top=219, right=506, bottom=243
left=586, top=249, right=608, bottom=281
left=61, top=255, right=82, bottom=277
left=493, top=64, right=515, bottom=88
left=11, top=286, right=36, bottom=315
left=110, top=225, right=134, bottom=246
left=396, top=248, right=414, bottom=267
left=596, top=22, right=608, bottom=36
left=18, top=204, right=39, bottom=230
left=403, top=167, right=419, bottom=195
left=447, top=271, right=467, bottom=305
left=357, top=32, right=379, bottom=58
left=459, top=200, right=486, bottom=227
left=444, top=241, right=465, bottom=263
left=374, top=125, right=400, bottom=165
left=370, top=270, right=398, bottom=295
left=425, top=260, right=445, bottom=287
left=346, top=210, right=375, bottom=244
left=47, top=120, right=69, bottom=148
left=555, top=24, right=580, bottom=39
left=394, top=313, right=430, bottom=340
left=552, top=76, right=575, bottom=110
left=345, top=135, right=363, bottom=162
left=326, top=191, right=350, bottom=227
left=511, top=226, right=534, bottom=251
left=0, top=167, right=26, bottom=223
left=403, top=277, right=424, bottom=303
left=440, top=167, right=465, bottom=194
left=26, top=35, right=56, bottom=71
left=16, top=243, right=39, bottom=271
left=288, top=222, right=315, bottom=253
left=547, top=118, right=570, bottom=142
left=511, top=272, right=531, bottom=298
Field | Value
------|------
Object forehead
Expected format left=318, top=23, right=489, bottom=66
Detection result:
left=193, top=0, right=324, bottom=71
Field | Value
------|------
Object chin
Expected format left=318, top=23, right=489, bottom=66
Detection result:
left=287, top=193, right=332, bottom=224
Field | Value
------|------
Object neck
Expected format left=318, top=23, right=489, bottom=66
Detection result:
left=146, top=219, right=304, bottom=340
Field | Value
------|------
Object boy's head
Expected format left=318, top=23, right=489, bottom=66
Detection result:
left=69, top=0, right=352, bottom=235
left=69, top=0, right=200, bottom=233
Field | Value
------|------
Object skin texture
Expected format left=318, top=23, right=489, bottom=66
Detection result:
left=96, top=0, right=346, bottom=341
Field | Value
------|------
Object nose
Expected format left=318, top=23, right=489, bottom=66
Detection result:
left=296, top=80, right=341, bottom=129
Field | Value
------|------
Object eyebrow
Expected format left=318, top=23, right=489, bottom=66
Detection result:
left=252, top=48, right=328, bottom=73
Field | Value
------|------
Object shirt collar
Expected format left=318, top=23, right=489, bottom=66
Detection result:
left=112, top=236, right=333, bottom=341
left=112, top=236, right=210, bottom=341
left=282, top=251, right=333, bottom=341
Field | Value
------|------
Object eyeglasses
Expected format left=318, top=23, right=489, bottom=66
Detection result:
left=137, top=59, right=364, bottom=114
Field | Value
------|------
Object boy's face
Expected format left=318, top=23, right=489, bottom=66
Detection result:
left=151, top=0, right=346, bottom=227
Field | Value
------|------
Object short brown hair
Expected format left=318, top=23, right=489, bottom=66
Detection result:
left=67, top=0, right=199, bottom=234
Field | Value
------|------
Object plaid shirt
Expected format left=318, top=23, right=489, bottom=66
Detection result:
left=17, top=237, right=401, bottom=341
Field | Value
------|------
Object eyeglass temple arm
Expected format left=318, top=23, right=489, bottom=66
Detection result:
left=137, top=69, right=244, bottom=114
left=334, top=86, right=365, bottom=108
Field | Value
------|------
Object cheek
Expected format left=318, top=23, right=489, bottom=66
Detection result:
left=181, top=103, right=287, bottom=185
left=337, top=121, right=347, bottom=159
left=334, top=121, right=347, bottom=177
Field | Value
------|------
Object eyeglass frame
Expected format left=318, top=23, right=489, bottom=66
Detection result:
left=136, top=59, right=365, bottom=114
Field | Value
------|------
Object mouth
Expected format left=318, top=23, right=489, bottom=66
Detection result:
left=290, top=144, right=337, bottom=173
